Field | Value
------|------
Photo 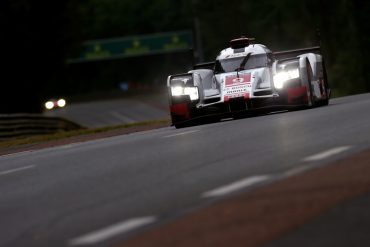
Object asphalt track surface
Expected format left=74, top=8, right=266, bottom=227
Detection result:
left=1, top=93, right=370, bottom=247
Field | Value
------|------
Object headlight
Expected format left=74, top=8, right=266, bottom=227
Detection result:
left=57, top=99, right=66, bottom=107
left=273, top=68, right=299, bottom=89
left=171, top=86, right=184, bottom=96
left=171, top=86, right=199, bottom=101
left=45, top=101, right=54, bottom=110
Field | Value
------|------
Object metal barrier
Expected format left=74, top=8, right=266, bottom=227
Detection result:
left=0, top=114, right=83, bottom=139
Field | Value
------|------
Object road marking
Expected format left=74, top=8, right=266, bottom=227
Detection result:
left=0, top=165, right=35, bottom=176
left=220, top=118, right=233, bottom=122
left=163, top=130, right=199, bottom=138
left=69, top=216, right=157, bottom=246
left=284, top=165, right=311, bottom=177
left=303, top=146, right=352, bottom=162
left=202, top=175, right=271, bottom=198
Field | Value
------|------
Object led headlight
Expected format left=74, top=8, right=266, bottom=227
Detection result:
left=171, top=86, right=199, bottom=101
left=171, top=86, right=184, bottom=96
left=273, top=68, right=299, bottom=89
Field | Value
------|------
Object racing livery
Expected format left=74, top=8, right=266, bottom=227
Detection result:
left=167, top=37, right=330, bottom=128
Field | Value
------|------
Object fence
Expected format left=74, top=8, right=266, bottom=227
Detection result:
left=0, top=114, right=83, bottom=139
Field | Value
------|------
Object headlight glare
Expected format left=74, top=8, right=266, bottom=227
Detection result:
left=287, top=68, right=299, bottom=79
left=183, top=87, right=199, bottom=101
left=171, top=86, right=184, bottom=96
left=45, top=101, right=54, bottom=110
left=273, top=68, right=300, bottom=89
left=57, top=99, right=66, bottom=107
left=171, top=86, right=199, bottom=101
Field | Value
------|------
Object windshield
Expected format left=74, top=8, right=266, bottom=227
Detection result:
left=214, top=54, right=270, bottom=74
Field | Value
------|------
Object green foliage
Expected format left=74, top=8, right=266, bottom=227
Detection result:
left=81, top=0, right=193, bottom=39
left=74, top=0, right=369, bottom=96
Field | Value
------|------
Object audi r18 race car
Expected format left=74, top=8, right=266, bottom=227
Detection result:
left=167, top=37, right=330, bottom=128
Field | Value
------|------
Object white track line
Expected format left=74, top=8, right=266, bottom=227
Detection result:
left=163, top=130, right=199, bottom=138
left=303, top=146, right=352, bottom=162
left=0, top=165, right=35, bottom=176
left=69, top=216, right=156, bottom=246
left=202, top=175, right=271, bottom=198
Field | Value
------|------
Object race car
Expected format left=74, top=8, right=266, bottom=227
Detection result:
left=167, top=37, right=330, bottom=128
left=44, top=98, right=67, bottom=110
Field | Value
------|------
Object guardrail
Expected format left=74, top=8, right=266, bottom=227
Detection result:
left=0, top=114, right=83, bottom=139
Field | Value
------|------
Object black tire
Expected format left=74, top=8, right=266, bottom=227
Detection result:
left=174, top=123, right=187, bottom=129
left=321, top=96, right=329, bottom=106
left=232, top=112, right=247, bottom=120
left=174, top=119, right=197, bottom=128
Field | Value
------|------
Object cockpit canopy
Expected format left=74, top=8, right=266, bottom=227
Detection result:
left=214, top=53, right=274, bottom=74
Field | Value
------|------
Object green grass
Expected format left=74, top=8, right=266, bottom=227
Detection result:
left=0, top=119, right=170, bottom=149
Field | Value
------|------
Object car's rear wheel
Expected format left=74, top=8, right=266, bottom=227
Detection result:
left=174, top=123, right=187, bottom=129
left=172, top=118, right=192, bottom=129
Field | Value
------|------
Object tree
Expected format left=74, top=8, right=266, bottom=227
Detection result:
left=0, top=0, right=82, bottom=113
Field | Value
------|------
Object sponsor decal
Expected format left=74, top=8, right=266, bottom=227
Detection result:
left=232, top=77, right=244, bottom=84
left=225, top=73, right=251, bottom=87
left=224, top=93, right=250, bottom=101
left=223, top=73, right=251, bottom=100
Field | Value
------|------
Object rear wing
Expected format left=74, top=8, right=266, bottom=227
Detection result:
left=273, top=46, right=321, bottom=59
left=192, top=46, right=321, bottom=69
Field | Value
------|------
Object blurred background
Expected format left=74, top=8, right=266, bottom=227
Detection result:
left=0, top=0, right=369, bottom=115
